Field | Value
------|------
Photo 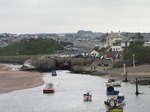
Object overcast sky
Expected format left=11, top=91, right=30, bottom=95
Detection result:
left=0, top=0, right=150, bottom=34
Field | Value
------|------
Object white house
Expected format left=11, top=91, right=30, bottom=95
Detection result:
left=112, top=40, right=123, bottom=51
left=143, top=41, right=150, bottom=47
left=90, top=50, right=99, bottom=58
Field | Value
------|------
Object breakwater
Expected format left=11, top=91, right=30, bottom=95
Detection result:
left=22, top=57, right=96, bottom=71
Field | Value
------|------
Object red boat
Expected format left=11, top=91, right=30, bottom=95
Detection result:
left=43, top=83, right=55, bottom=94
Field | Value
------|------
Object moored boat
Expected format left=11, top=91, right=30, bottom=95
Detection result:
left=106, top=77, right=121, bottom=87
left=104, top=97, right=123, bottom=112
left=83, top=92, right=92, bottom=101
left=51, top=70, right=57, bottom=76
left=107, top=86, right=119, bottom=95
left=43, top=83, right=55, bottom=93
left=106, top=81, right=121, bottom=87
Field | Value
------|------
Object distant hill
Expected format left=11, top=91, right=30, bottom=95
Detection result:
left=0, top=38, right=64, bottom=56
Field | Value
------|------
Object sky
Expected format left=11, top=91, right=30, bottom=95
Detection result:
left=0, top=0, right=150, bottom=34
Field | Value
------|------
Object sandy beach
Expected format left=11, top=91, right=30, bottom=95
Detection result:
left=0, top=64, right=44, bottom=93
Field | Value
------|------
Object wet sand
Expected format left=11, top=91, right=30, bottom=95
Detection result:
left=0, top=64, right=44, bottom=93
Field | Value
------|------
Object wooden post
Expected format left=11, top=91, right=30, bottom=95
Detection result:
left=123, top=70, right=128, bottom=82
left=135, top=78, right=139, bottom=95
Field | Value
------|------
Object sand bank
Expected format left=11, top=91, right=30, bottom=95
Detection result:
left=0, top=64, right=44, bottom=93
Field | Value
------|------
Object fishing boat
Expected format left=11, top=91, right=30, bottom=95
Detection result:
left=83, top=92, right=92, bottom=101
left=51, top=70, right=57, bottom=76
left=107, top=85, right=119, bottom=95
left=106, top=77, right=121, bottom=87
left=43, top=83, right=55, bottom=93
left=104, top=97, right=123, bottom=112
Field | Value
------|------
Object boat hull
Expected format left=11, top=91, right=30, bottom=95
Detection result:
left=43, top=89, right=55, bottom=93
left=107, top=91, right=119, bottom=95
left=107, top=108, right=123, bottom=112
left=52, top=74, right=57, bottom=76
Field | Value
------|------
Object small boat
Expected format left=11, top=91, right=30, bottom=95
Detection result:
left=43, top=83, right=55, bottom=93
left=108, top=77, right=116, bottom=82
left=106, top=81, right=121, bottom=87
left=106, top=77, right=121, bottom=87
left=83, top=92, right=92, bottom=101
left=104, top=97, right=123, bottom=112
left=107, top=86, right=119, bottom=95
left=51, top=70, right=57, bottom=76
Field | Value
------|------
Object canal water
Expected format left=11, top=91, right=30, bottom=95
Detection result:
left=0, top=69, right=150, bottom=112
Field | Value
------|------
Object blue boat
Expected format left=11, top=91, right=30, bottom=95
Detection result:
left=107, top=91, right=119, bottom=95
left=51, top=70, right=57, bottom=76
left=106, top=86, right=119, bottom=95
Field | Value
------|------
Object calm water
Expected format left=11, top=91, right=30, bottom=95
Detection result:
left=0, top=70, right=150, bottom=112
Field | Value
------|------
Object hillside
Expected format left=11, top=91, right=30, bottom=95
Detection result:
left=0, top=38, right=64, bottom=56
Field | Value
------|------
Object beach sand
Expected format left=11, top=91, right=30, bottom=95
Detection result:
left=0, top=64, right=44, bottom=93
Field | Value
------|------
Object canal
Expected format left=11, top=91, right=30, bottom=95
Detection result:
left=0, top=70, right=150, bottom=112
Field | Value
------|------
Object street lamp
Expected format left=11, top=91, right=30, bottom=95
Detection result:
left=132, top=53, right=135, bottom=68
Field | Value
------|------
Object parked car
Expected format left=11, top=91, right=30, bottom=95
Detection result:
left=72, top=54, right=84, bottom=58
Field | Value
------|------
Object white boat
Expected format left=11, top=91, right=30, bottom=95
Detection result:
left=106, top=81, right=121, bottom=87
left=43, top=83, right=55, bottom=93
left=106, top=77, right=121, bottom=87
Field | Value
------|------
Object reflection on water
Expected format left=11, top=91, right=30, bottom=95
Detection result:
left=0, top=70, right=150, bottom=112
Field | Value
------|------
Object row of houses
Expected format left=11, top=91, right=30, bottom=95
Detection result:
left=99, top=31, right=150, bottom=52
